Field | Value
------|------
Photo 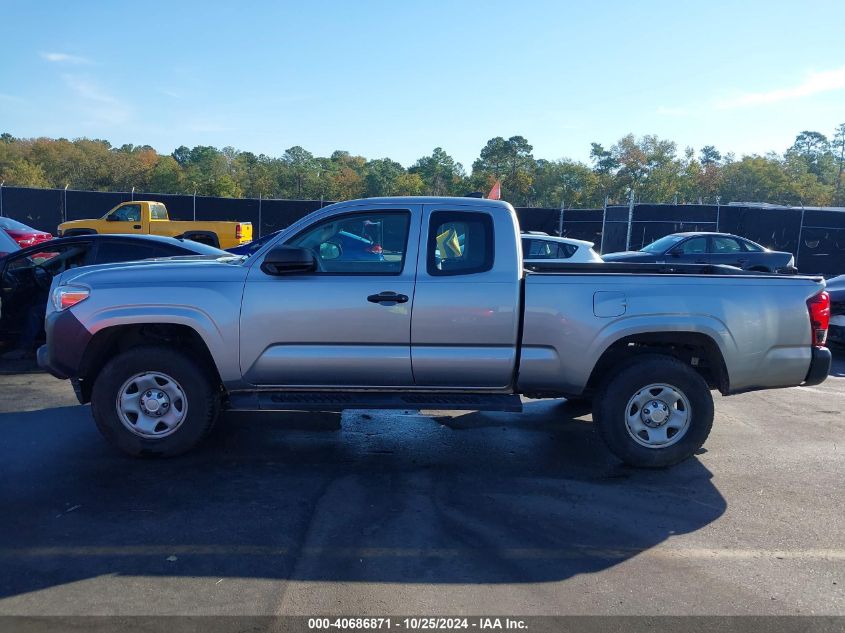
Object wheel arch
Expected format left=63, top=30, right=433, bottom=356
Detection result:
left=586, top=330, right=731, bottom=396
left=77, top=322, right=223, bottom=403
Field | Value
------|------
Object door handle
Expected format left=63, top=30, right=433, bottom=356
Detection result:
left=367, top=291, right=409, bottom=304
left=695, top=259, right=707, bottom=264
left=133, top=224, right=141, bottom=229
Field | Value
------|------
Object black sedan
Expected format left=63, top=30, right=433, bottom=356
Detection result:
left=602, top=232, right=796, bottom=273
left=0, top=234, right=229, bottom=358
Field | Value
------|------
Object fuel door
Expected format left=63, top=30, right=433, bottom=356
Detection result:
left=593, top=291, right=627, bottom=318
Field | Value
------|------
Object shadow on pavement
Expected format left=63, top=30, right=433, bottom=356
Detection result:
left=0, top=398, right=726, bottom=598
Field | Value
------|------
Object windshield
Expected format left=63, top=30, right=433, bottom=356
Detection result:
left=640, top=235, right=686, bottom=253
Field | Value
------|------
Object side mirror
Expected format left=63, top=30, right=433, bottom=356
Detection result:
left=668, top=249, right=681, bottom=258
left=106, top=215, right=119, bottom=222
left=260, top=245, right=317, bottom=275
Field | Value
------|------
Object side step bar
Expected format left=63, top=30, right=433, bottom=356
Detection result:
left=227, top=391, right=523, bottom=413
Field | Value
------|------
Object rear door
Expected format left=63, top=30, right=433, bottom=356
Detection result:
left=411, top=204, right=521, bottom=389
left=239, top=204, right=420, bottom=387
left=708, top=235, right=747, bottom=268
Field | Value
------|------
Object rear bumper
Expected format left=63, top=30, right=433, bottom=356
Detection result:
left=36, top=309, right=91, bottom=380
left=803, top=346, right=832, bottom=386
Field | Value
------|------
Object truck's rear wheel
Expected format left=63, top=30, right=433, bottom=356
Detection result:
left=91, top=345, right=219, bottom=457
left=593, top=355, right=714, bottom=468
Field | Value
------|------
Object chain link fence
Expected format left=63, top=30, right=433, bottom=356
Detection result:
left=1, top=185, right=843, bottom=276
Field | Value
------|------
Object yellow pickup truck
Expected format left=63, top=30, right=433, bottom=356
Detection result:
left=57, top=201, right=253, bottom=249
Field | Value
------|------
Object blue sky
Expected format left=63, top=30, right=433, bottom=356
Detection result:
left=2, top=0, right=843, bottom=167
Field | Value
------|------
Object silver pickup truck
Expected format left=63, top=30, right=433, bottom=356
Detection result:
left=38, top=197, right=832, bottom=467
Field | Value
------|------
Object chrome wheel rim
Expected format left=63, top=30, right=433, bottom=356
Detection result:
left=624, top=383, right=691, bottom=449
left=116, top=372, right=188, bottom=438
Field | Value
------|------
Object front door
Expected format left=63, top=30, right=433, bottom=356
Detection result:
left=668, top=236, right=709, bottom=264
left=239, top=206, right=419, bottom=387
left=708, top=235, right=747, bottom=268
left=102, top=204, right=144, bottom=234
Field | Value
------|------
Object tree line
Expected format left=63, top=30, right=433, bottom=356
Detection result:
left=1, top=126, right=844, bottom=208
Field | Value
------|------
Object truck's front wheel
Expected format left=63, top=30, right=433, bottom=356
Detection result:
left=593, top=355, right=714, bottom=468
left=91, top=346, right=219, bottom=457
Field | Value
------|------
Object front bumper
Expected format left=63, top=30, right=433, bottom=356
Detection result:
left=37, top=309, right=91, bottom=380
left=803, top=346, right=832, bottom=386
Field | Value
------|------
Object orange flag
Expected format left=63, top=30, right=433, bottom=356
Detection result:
left=487, top=179, right=502, bottom=200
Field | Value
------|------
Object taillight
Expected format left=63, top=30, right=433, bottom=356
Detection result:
left=807, top=291, right=830, bottom=347
left=235, top=223, right=242, bottom=240
left=366, top=244, right=383, bottom=254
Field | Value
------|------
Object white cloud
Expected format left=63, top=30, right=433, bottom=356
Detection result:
left=62, top=74, right=131, bottom=125
left=716, top=66, right=845, bottom=109
left=40, top=51, right=91, bottom=64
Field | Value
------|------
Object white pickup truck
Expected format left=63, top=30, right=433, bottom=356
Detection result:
left=39, top=197, right=832, bottom=467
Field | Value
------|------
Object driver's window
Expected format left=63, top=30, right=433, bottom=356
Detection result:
left=7, top=245, right=89, bottom=274
left=287, top=211, right=410, bottom=274
left=678, top=237, right=707, bottom=254
left=110, top=204, right=142, bottom=222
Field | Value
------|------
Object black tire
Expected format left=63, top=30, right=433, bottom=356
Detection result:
left=91, top=345, right=220, bottom=457
left=593, top=354, right=714, bottom=468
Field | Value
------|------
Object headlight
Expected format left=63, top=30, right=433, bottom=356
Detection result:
left=52, top=286, right=90, bottom=311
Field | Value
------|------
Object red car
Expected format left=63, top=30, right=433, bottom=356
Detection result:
left=0, top=217, right=53, bottom=248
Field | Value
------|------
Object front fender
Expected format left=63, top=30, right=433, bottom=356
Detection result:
left=83, top=304, right=237, bottom=383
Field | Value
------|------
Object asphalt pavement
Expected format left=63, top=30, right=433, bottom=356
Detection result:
left=0, top=352, right=843, bottom=616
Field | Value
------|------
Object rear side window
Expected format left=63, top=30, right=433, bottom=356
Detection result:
left=522, top=238, right=576, bottom=259
left=95, top=241, right=158, bottom=264
left=149, top=204, right=168, bottom=220
left=557, top=242, right=577, bottom=258
left=741, top=239, right=764, bottom=252
left=523, top=239, right=554, bottom=259
left=427, top=211, right=494, bottom=276
left=711, top=237, right=742, bottom=253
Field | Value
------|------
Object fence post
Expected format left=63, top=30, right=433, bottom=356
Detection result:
left=0, top=181, right=4, bottom=217
left=131, top=186, right=135, bottom=201
left=558, top=199, right=565, bottom=237
left=599, top=196, right=608, bottom=254
left=258, top=193, right=262, bottom=238
left=625, top=189, right=635, bottom=251
left=63, top=184, right=68, bottom=224
left=796, top=205, right=805, bottom=263
left=193, top=190, right=197, bottom=222
left=716, top=196, right=721, bottom=231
